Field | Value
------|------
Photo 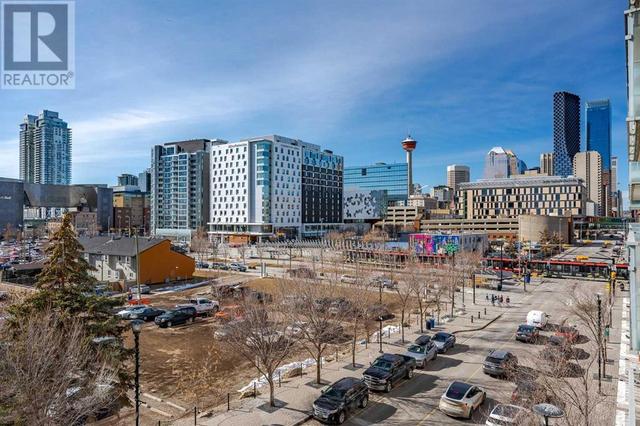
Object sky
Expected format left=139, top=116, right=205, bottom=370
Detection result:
left=0, top=0, right=629, bottom=198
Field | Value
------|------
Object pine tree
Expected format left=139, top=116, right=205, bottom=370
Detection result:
left=7, top=213, right=131, bottom=404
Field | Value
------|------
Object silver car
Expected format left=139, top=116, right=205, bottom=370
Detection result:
left=404, top=342, right=437, bottom=368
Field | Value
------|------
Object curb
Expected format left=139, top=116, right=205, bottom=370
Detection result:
left=290, top=414, right=313, bottom=425
left=451, top=313, right=503, bottom=335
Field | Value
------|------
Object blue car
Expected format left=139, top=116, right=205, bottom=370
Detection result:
left=432, top=332, right=456, bottom=353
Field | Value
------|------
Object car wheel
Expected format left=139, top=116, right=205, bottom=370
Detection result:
left=167, top=321, right=172, bottom=327
left=359, top=395, right=368, bottom=408
left=337, top=410, right=346, bottom=424
left=407, top=369, right=413, bottom=379
left=385, top=382, right=392, bottom=393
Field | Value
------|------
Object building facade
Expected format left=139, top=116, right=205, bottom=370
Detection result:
left=208, top=135, right=341, bottom=239
left=540, top=152, right=554, bottom=176
left=456, top=176, right=585, bottom=219
left=150, top=139, right=214, bottom=238
left=553, top=91, right=581, bottom=177
left=19, top=110, right=72, bottom=185
left=344, top=162, right=408, bottom=204
left=446, top=164, right=470, bottom=191
left=572, top=151, right=602, bottom=216
left=117, top=174, right=139, bottom=187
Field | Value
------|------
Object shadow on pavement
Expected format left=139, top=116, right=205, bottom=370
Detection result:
left=391, top=373, right=439, bottom=398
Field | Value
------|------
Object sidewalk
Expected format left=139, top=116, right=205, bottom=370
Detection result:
left=173, top=283, right=526, bottom=426
left=615, top=296, right=640, bottom=425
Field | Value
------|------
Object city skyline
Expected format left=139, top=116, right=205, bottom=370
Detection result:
left=0, top=1, right=627, bottom=195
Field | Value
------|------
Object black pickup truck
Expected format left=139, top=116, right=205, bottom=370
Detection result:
left=362, top=353, right=416, bottom=392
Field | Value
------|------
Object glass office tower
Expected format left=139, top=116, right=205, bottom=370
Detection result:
left=344, top=162, right=408, bottom=204
left=586, top=99, right=612, bottom=171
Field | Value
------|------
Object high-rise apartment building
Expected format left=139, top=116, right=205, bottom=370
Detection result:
left=540, top=152, right=554, bottom=176
left=117, top=173, right=139, bottom=187
left=553, top=91, right=581, bottom=177
left=19, top=110, right=72, bottom=185
left=208, top=135, right=342, bottom=239
left=573, top=151, right=602, bottom=216
left=150, top=139, right=215, bottom=238
left=446, top=164, right=470, bottom=192
left=344, top=163, right=408, bottom=204
left=586, top=99, right=612, bottom=171
left=483, top=147, right=526, bottom=179
left=456, top=176, right=585, bottom=219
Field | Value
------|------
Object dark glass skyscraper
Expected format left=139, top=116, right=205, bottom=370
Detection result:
left=586, top=99, right=612, bottom=171
left=552, top=91, right=581, bottom=177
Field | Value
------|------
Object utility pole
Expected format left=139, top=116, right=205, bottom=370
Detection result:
left=135, top=232, right=141, bottom=302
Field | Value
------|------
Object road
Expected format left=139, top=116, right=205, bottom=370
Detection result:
left=304, top=277, right=604, bottom=425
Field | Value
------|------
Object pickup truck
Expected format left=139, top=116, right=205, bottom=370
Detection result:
left=176, top=297, right=220, bottom=317
left=362, top=353, right=416, bottom=392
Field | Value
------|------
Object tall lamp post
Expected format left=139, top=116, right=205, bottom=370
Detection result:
left=131, top=320, right=143, bottom=426
left=596, top=293, right=602, bottom=394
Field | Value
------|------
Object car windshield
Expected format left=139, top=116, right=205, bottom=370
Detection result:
left=372, top=360, right=393, bottom=371
left=434, top=333, right=448, bottom=342
left=408, top=345, right=426, bottom=354
left=446, top=382, right=471, bottom=400
left=323, top=385, right=347, bottom=400
left=518, top=325, right=533, bottom=333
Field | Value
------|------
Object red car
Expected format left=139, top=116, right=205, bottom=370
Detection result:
left=555, top=325, right=579, bottom=343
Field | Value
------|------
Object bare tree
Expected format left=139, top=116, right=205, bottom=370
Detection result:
left=283, top=278, right=348, bottom=384
left=0, top=311, right=119, bottom=425
left=221, top=300, right=296, bottom=406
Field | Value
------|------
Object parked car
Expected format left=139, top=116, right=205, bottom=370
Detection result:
left=432, top=331, right=456, bottom=353
left=371, top=276, right=397, bottom=289
left=555, top=325, right=579, bottom=343
left=154, top=307, right=197, bottom=328
left=515, top=324, right=539, bottom=343
left=340, top=274, right=357, bottom=284
left=526, top=310, right=549, bottom=329
left=312, top=377, right=369, bottom=424
left=128, top=307, right=165, bottom=321
left=404, top=342, right=437, bottom=368
left=229, top=263, right=247, bottom=272
left=116, top=306, right=144, bottom=319
left=483, top=350, right=518, bottom=378
left=414, top=334, right=431, bottom=346
left=176, top=297, right=219, bottom=317
left=439, top=381, right=486, bottom=419
left=485, top=404, right=528, bottom=426
left=362, top=353, right=416, bottom=392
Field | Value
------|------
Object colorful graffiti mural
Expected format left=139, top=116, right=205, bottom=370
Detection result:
left=412, top=234, right=460, bottom=255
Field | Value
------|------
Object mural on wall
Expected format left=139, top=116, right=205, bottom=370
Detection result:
left=412, top=234, right=460, bottom=255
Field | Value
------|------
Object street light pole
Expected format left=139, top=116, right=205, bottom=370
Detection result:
left=131, top=320, right=143, bottom=426
left=597, top=294, right=602, bottom=394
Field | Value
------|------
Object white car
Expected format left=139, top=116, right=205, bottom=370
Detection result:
left=176, top=297, right=220, bottom=317
left=526, top=310, right=549, bottom=329
left=486, top=404, right=528, bottom=426
left=439, top=381, right=486, bottom=419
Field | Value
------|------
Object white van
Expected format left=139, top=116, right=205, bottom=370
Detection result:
left=526, top=310, right=548, bottom=329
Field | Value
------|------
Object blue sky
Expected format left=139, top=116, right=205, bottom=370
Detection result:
left=0, top=0, right=629, bottom=196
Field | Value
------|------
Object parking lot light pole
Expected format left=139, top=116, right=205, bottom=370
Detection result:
left=131, top=320, right=143, bottom=426
left=597, top=293, right=602, bottom=394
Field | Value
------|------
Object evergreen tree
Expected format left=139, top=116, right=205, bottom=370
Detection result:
left=6, top=214, right=131, bottom=403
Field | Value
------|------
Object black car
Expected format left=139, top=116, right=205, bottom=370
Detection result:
left=129, top=307, right=165, bottom=321
left=414, top=334, right=431, bottom=346
left=312, top=377, right=368, bottom=424
left=516, top=324, right=539, bottom=343
left=362, top=353, right=416, bottom=392
left=154, top=307, right=197, bottom=328
left=483, top=350, right=518, bottom=377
